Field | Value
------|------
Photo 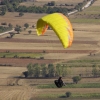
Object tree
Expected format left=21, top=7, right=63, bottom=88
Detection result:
left=32, top=25, right=35, bottom=28
left=72, top=76, right=81, bottom=84
left=33, top=63, right=40, bottom=77
left=8, top=23, right=13, bottom=28
left=56, top=64, right=62, bottom=76
left=14, top=27, right=21, bottom=34
left=24, top=23, right=29, bottom=29
left=27, top=63, right=40, bottom=77
left=66, top=92, right=71, bottom=98
left=48, top=64, right=55, bottom=77
left=62, top=65, right=67, bottom=77
left=51, top=1, right=55, bottom=6
left=41, top=64, right=47, bottom=77
left=55, top=64, right=67, bottom=77
left=27, top=63, right=34, bottom=77
left=47, top=1, right=55, bottom=6
left=28, top=30, right=32, bottom=34
left=0, top=6, right=7, bottom=15
left=23, top=71, right=28, bottom=78
left=92, top=64, right=99, bottom=77
left=0, top=10, right=6, bottom=16
left=9, top=32, right=15, bottom=38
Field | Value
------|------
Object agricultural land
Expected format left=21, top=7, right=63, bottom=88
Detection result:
left=0, top=0, right=100, bottom=100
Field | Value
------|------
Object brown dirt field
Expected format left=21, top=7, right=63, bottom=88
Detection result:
left=0, top=12, right=46, bottom=27
left=0, top=26, right=99, bottom=66
left=0, top=49, right=97, bottom=53
left=0, top=38, right=98, bottom=44
left=0, top=86, right=38, bottom=100
left=0, top=58, right=60, bottom=66
left=92, top=0, right=100, bottom=6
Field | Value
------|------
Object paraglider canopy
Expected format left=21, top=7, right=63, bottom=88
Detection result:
left=36, top=13, right=73, bottom=48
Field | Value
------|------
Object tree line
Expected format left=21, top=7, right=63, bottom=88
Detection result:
left=0, top=0, right=90, bottom=15
left=23, top=63, right=100, bottom=78
left=23, top=63, right=68, bottom=78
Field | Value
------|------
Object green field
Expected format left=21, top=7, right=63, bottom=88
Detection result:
left=37, top=83, right=100, bottom=89
left=0, top=52, right=43, bottom=58
left=37, top=93, right=100, bottom=99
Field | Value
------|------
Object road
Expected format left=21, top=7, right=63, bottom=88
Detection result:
left=68, top=0, right=94, bottom=15
left=0, top=29, right=15, bottom=36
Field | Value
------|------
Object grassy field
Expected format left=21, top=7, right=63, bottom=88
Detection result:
left=0, top=0, right=100, bottom=100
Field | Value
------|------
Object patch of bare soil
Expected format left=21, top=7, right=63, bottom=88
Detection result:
left=0, top=38, right=98, bottom=44
left=0, top=58, right=60, bottom=66
left=0, top=86, right=38, bottom=100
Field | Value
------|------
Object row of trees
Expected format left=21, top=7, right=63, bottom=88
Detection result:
left=0, top=0, right=91, bottom=15
left=24, top=63, right=100, bottom=78
left=16, top=6, right=69, bottom=14
left=25, top=63, right=68, bottom=78
left=0, top=0, right=27, bottom=15
left=0, top=5, right=69, bottom=14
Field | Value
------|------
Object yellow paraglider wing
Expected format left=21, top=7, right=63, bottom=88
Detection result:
left=36, top=13, right=73, bottom=48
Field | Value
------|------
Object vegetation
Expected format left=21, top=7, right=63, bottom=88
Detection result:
left=66, top=59, right=100, bottom=67
left=24, top=23, right=29, bottom=29
left=19, top=12, right=24, bottom=16
left=27, top=63, right=69, bottom=78
left=23, top=71, right=28, bottom=78
left=8, top=32, right=15, bottom=38
left=72, top=76, right=81, bottom=84
left=0, top=25, right=12, bottom=33
left=37, top=93, right=100, bottom=99
left=0, top=0, right=99, bottom=100
left=26, top=62, right=100, bottom=78
left=72, top=93, right=100, bottom=98
left=0, top=0, right=89, bottom=15
left=92, top=64, right=100, bottom=77
left=14, top=25, right=21, bottom=33
left=66, top=92, right=71, bottom=97
left=0, top=52, right=42, bottom=58
left=46, top=1, right=56, bottom=6
left=37, top=83, right=100, bottom=89
left=28, top=30, right=32, bottom=34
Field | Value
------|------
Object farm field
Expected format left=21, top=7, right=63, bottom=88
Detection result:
left=0, top=0, right=100, bottom=100
left=20, top=0, right=85, bottom=9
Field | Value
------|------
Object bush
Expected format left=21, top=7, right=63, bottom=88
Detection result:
left=40, top=57, right=44, bottom=59
left=23, top=71, right=28, bottom=78
left=66, top=92, right=71, bottom=97
left=2, top=55, right=6, bottom=58
left=24, top=23, right=29, bottom=29
left=19, top=12, right=24, bottom=17
left=72, top=76, right=81, bottom=84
